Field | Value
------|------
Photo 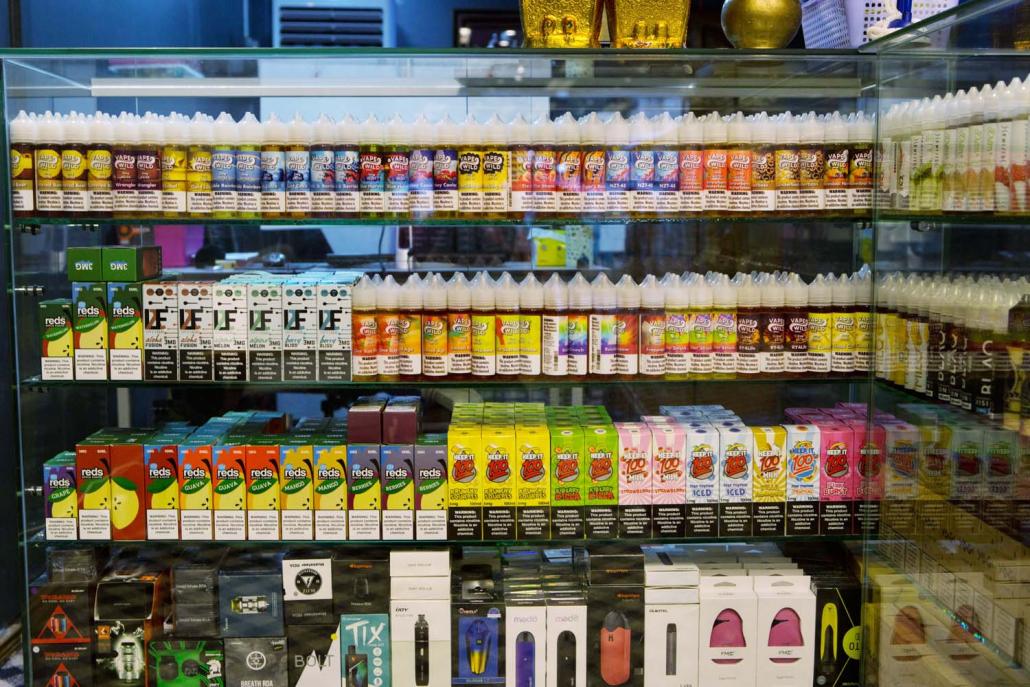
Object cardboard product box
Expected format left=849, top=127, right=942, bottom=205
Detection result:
left=93, top=572, right=169, bottom=687
left=697, top=577, right=756, bottom=687
left=67, top=246, right=103, bottom=282
left=312, top=440, right=347, bottom=541
left=177, top=281, right=214, bottom=382
left=211, top=444, right=247, bottom=541
left=812, top=423, right=852, bottom=536
left=39, top=299, right=75, bottom=381
left=75, top=435, right=112, bottom=541
left=212, top=280, right=247, bottom=382
left=171, top=604, right=219, bottom=638
left=282, top=554, right=333, bottom=625
left=550, top=424, right=586, bottom=539
left=143, top=280, right=178, bottom=381
left=381, top=444, right=415, bottom=541
left=44, top=452, right=78, bottom=540
left=753, top=576, right=815, bottom=685
left=505, top=600, right=546, bottom=687
left=587, top=548, right=645, bottom=587
left=644, top=600, right=699, bottom=687
left=414, top=435, right=448, bottom=541
left=982, top=427, right=1020, bottom=534
left=851, top=421, right=884, bottom=534
left=286, top=624, right=341, bottom=687
left=390, top=601, right=446, bottom=687
left=29, top=581, right=93, bottom=647
left=482, top=424, right=517, bottom=540
left=143, top=442, right=180, bottom=541
left=389, top=549, right=451, bottom=579
left=72, top=282, right=108, bottom=381
left=223, top=637, right=287, bottom=687
left=684, top=425, right=719, bottom=538
left=315, top=275, right=353, bottom=381
left=751, top=426, right=787, bottom=537
left=347, top=444, right=382, bottom=540
left=916, top=421, right=952, bottom=537
left=246, top=278, right=284, bottom=381
left=390, top=576, right=451, bottom=601
left=583, top=420, right=619, bottom=539
left=245, top=442, right=281, bottom=541
left=101, top=246, right=162, bottom=282
left=109, top=435, right=148, bottom=541
left=876, top=597, right=933, bottom=686
left=642, top=548, right=700, bottom=588
left=883, top=422, right=920, bottom=535
left=282, top=278, right=318, bottom=381
left=546, top=600, right=587, bottom=687
left=514, top=422, right=550, bottom=540
left=178, top=443, right=214, bottom=541
left=279, top=442, right=314, bottom=541
left=106, top=283, right=144, bottom=381
left=616, top=423, right=652, bottom=539
left=950, top=424, right=986, bottom=536
left=452, top=601, right=505, bottom=685
left=146, top=639, right=224, bottom=687
left=349, top=395, right=386, bottom=443
left=587, top=585, right=644, bottom=686
left=648, top=423, right=687, bottom=538
left=218, top=569, right=284, bottom=637
left=31, top=642, right=93, bottom=687
left=333, top=553, right=389, bottom=614
left=448, top=422, right=483, bottom=540
left=384, top=396, right=421, bottom=444
left=718, top=426, right=753, bottom=538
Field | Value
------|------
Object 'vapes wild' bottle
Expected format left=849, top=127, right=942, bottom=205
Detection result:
left=541, top=274, right=569, bottom=378
left=350, top=276, right=378, bottom=382
left=285, top=113, right=312, bottom=218
left=260, top=113, right=287, bottom=218
left=639, top=274, right=666, bottom=377
left=187, top=113, right=213, bottom=217
left=160, top=113, right=187, bottom=218
left=519, top=274, right=543, bottom=379
left=236, top=113, right=263, bottom=219
left=334, top=114, right=361, bottom=216
left=211, top=112, right=238, bottom=219
left=112, top=113, right=138, bottom=218
left=61, top=112, right=88, bottom=214
left=447, top=273, right=473, bottom=379
left=87, top=113, right=114, bottom=218
left=310, top=114, right=337, bottom=218
left=9, top=110, right=35, bottom=217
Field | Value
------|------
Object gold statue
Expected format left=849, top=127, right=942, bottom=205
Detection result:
left=721, top=0, right=802, bottom=49
left=521, top=0, right=605, bottom=47
left=607, top=0, right=691, bottom=49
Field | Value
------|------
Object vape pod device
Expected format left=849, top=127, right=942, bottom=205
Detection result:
left=515, top=631, right=535, bottom=687
left=465, top=619, right=492, bottom=675
left=710, top=609, right=745, bottom=664
left=556, top=630, right=577, bottom=687
left=665, top=623, right=677, bottom=675
left=354, top=575, right=371, bottom=601
left=231, top=595, right=269, bottom=614
left=818, top=602, right=837, bottom=675
left=768, top=608, right=803, bottom=663
left=599, top=610, right=630, bottom=686
left=346, top=645, right=368, bottom=687
left=415, top=614, right=429, bottom=686
left=657, top=551, right=673, bottom=566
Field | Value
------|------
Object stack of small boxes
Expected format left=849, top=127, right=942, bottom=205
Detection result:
left=390, top=549, right=451, bottom=686
left=643, top=546, right=700, bottom=687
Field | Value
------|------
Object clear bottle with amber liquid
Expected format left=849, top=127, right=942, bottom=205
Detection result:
left=774, top=113, right=801, bottom=216
left=136, top=113, right=163, bottom=219
left=726, top=113, right=752, bottom=214
left=822, top=113, right=850, bottom=215
left=398, top=276, right=423, bottom=381
left=376, top=276, right=401, bottom=382
left=351, top=275, right=379, bottom=383
left=798, top=113, right=825, bottom=216
left=60, top=112, right=88, bottom=216
left=187, top=113, right=213, bottom=218
left=112, top=113, right=138, bottom=219
left=447, top=273, right=473, bottom=380
left=86, top=113, right=114, bottom=218
left=702, top=114, right=728, bottom=216
left=421, top=273, right=448, bottom=380
left=9, top=110, right=36, bottom=218
left=783, top=274, right=810, bottom=379
left=494, top=273, right=521, bottom=380
left=519, top=274, right=543, bottom=380
left=161, top=113, right=188, bottom=218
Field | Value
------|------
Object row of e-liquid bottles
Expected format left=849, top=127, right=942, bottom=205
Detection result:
left=880, top=74, right=1030, bottom=215
left=9, top=107, right=874, bottom=219
left=876, top=271, right=1030, bottom=433
left=350, top=267, right=872, bottom=382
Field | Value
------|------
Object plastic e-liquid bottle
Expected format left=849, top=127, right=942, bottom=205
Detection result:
left=187, top=113, right=213, bottom=217
left=458, top=116, right=484, bottom=218
left=519, top=274, right=543, bottom=379
left=580, top=112, right=607, bottom=216
left=566, top=273, right=591, bottom=378
left=532, top=116, right=557, bottom=215
left=447, top=273, right=472, bottom=379
left=494, top=272, right=521, bottom=379
left=590, top=274, right=617, bottom=377
left=555, top=112, right=584, bottom=219
left=702, top=113, right=728, bottom=215
left=310, top=114, right=336, bottom=218
left=482, top=114, right=510, bottom=220
left=807, top=274, right=833, bottom=375
left=783, top=274, right=809, bottom=378
left=726, top=112, right=752, bottom=213
left=853, top=270, right=873, bottom=376
left=678, top=112, right=704, bottom=215
left=235, top=113, right=262, bottom=219
left=408, top=114, right=435, bottom=219
left=615, top=275, right=640, bottom=378
left=688, top=275, right=714, bottom=379
left=639, top=274, right=666, bottom=377
left=9, top=110, right=36, bottom=217
left=385, top=114, right=410, bottom=219
left=750, top=113, right=776, bottom=213
left=605, top=112, right=631, bottom=217
left=831, top=273, right=856, bottom=377
left=654, top=112, right=679, bottom=218
left=376, top=275, right=401, bottom=382
left=86, top=113, right=114, bottom=218
left=798, top=113, right=826, bottom=214
left=211, top=112, right=238, bottom=219
left=285, top=113, right=312, bottom=218
left=848, top=112, right=874, bottom=214
left=822, top=112, right=850, bottom=214
left=160, top=113, right=187, bottom=218
left=711, top=274, right=737, bottom=380
left=470, top=272, right=496, bottom=378
left=774, top=113, right=801, bottom=214
left=135, top=113, right=163, bottom=218
left=398, top=276, right=423, bottom=380
left=334, top=114, right=361, bottom=217
left=664, top=274, right=690, bottom=380
left=260, top=113, right=287, bottom=218
left=35, top=112, right=64, bottom=216
left=758, top=273, right=786, bottom=378
left=629, top=113, right=657, bottom=219
left=541, top=274, right=569, bottom=378
left=432, top=115, right=459, bottom=219
left=112, top=113, right=138, bottom=218
left=421, top=273, right=448, bottom=379
left=359, top=115, right=386, bottom=219
left=508, top=114, right=533, bottom=218
left=61, top=112, right=89, bottom=215
left=351, top=275, right=379, bottom=382
left=735, top=274, right=761, bottom=377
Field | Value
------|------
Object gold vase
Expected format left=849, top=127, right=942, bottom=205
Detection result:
left=721, top=0, right=801, bottom=49
left=520, top=0, right=605, bottom=48
left=606, top=0, right=691, bottom=48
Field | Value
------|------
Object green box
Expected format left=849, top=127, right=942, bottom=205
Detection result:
left=102, top=245, right=163, bottom=282
left=582, top=420, right=618, bottom=505
left=549, top=425, right=585, bottom=506
left=66, top=246, right=103, bottom=281
left=147, top=639, right=225, bottom=687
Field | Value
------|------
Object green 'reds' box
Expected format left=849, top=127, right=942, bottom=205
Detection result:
left=102, top=246, right=163, bottom=282
left=67, top=246, right=103, bottom=282
left=147, top=639, right=225, bottom=687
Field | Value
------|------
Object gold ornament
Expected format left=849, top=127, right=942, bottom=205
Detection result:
left=607, top=0, right=691, bottom=48
left=721, top=0, right=802, bottom=49
left=520, top=0, right=605, bottom=47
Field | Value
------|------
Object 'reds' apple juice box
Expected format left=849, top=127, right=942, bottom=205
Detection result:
left=685, top=424, right=719, bottom=537
left=347, top=443, right=382, bottom=540
left=648, top=422, right=686, bottom=537
left=109, top=429, right=148, bottom=541
left=752, top=425, right=788, bottom=536
left=616, top=422, right=652, bottom=538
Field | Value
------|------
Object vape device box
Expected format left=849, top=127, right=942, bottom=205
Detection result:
left=147, top=639, right=224, bottom=687
left=75, top=437, right=112, bottom=541
left=644, top=588, right=700, bottom=605
left=29, top=582, right=93, bottom=646
left=286, top=624, right=340, bottom=687
left=390, top=601, right=448, bottom=687
left=384, top=396, right=421, bottom=444
left=211, top=444, right=247, bottom=541
left=68, top=247, right=103, bottom=282
left=414, top=436, right=448, bottom=540
left=315, top=276, right=352, bottom=381
left=750, top=426, right=787, bottom=537
left=390, top=549, right=451, bottom=578
left=102, top=246, right=162, bottom=282
left=644, top=602, right=699, bottom=687
left=505, top=602, right=546, bottom=687
left=546, top=601, right=587, bottom=687
left=109, top=437, right=147, bottom=541
left=452, top=601, right=505, bottom=685
left=483, top=424, right=517, bottom=540
left=381, top=444, right=415, bottom=540
left=814, top=423, right=854, bottom=536
left=312, top=441, right=347, bottom=541
left=852, top=421, right=884, bottom=534
left=47, top=547, right=101, bottom=584
left=143, top=280, right=178, bottom=381
left=698, top=577, right=757, bottom=687
left=93, top=572, right=169, bottom=687
left=515, top=422, right=551, bottom=540
left=282, top=555, right=333, bottom=625
left=346, top=444, right=381, bottom=540
left=448, top=422, right=483, bottom=540
left=642, top=548, right=700, bottom=588
left=72, top=282, right=108, bottom=381
left=212, top=281, right=247, bottom=382
left=177, top=281, right=214, bottom=382
left=583, top=420, right=619, bottom=539
left=587, top=548, right=645, bottom=587
left=391, top=576, right=450, bottom=600
left=333, top=554, right=389, bottom=614
left=811, top=576, right=861, bottom=687
left=684, top=425, right=719, bottom=538
left=648, top=423, right=686, bottom=538
left=982, top=427, right=1019, bottom=534
left=754, top=576, right=815, bottom=685
left=549, top=424, right=586, bottom=539
left=39, top=298, right=74, bottom=381
left=246, top=279, right=283, bottom=382
left=171, top=605, right=219, bottom=638
left=337, top=614, right=389, bottom=687
left=348, top=395, right=386, bottom=443
left=31, top=642, right=93, bottom=687
left=950, top=423, right=985, bottom=535
left=218, top=570, right=284, bottom=637
left=282, top=278, right=318, bottom=381
left=224, top=637, right=287, bottom=687
left=280, top=443, right=314, bottom=540
left=44, top=453, right=78, bottom=540
left=916, top=421, right=952, bottom=537
left=178, top=443, right=214, bottom=541
left=107, top=282, right=144, bottom=381
left=587, top=585, right=644, bottom=687
left=717, top=426, right=753, bottom=538
left=616, top=422, right=652, bottom=538
left=246, top=443, right=281, bottom=541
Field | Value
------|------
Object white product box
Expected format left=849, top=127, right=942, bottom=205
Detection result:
left=876, top=599, right=933, bottom=686
left=212, top=279, right=248, bottom=381
left=390, top=575, right=450, bottom=601
left=746, top=568, right=804, bottom=577
left=143, top=280, right=178, bottom=381
left=389, top=549, right=451, bottom=578
left=177, top=280, right=214, bottom=381
left=390, top=599, right=451, bottom=687
left=282, top=276, right=318, bottom=381
left=546, top=602, right=587, bottom=687
left=645, top=587, right=700, bottom=605
left=698, top=577, right=756, bottom=686
left=753, top=576, right=815, bottom=685
left=246, top=277, right=283, bottom=381
left=645, top=602, right=699, bottom=687
left=316, top=274, right=355, bottom=381
left=700, top=568, right=746, bottom=578
left=506, top=603, right=546, bottom=687
left=643, top=548, right=700, bottom=588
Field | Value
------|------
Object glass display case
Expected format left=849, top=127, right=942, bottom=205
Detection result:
left=3, top=2, right=1026, bottom=685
